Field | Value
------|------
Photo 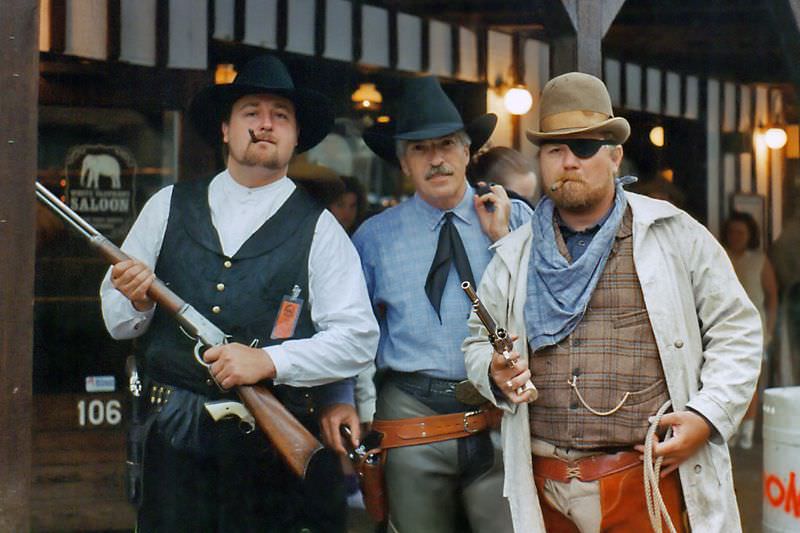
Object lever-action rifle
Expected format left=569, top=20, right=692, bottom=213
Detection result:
left=35, top=181, right=323, bottom=479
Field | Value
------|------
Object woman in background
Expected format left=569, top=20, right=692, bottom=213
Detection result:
left=722, top=211, right=778, bottom=449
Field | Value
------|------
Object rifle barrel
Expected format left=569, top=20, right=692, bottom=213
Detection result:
left=35, top=182, right=100, bottom=238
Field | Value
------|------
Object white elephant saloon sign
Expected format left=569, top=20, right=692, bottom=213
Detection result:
left=64, top=145, right=137, bottom=241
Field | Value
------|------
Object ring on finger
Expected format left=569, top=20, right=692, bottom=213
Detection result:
left=506, top=380, right=514, bottom=391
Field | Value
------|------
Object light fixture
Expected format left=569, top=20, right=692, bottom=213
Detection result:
left=503, top=85, right=533, bottom=115
left=649, top=126, right=665, bottom=147
left=352, top=83, right=383, bottom=111
left=215, top=63, right=237, bottom=85
left=376, top=115, right=391, bottom=123
left=764, top=127, right=788, bottom=150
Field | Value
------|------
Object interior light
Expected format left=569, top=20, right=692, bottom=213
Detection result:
left=504, top=86, right=533, bottom=115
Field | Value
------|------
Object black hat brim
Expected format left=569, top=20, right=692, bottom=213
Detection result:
left=189, top=83, right=334, bottom=153
left=364, top=113, right=498, bottom=167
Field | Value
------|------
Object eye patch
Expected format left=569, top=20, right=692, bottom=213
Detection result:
left=541, top=139, right=617, bottom=159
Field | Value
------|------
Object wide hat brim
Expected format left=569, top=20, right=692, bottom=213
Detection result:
left=363, top=113, right=498, bottom=167
left=189, top=83, right=334, bottom=154
left=525, top=116, right=630, bottom=145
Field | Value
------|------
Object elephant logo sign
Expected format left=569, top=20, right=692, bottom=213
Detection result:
left=64, top=144, right=137, bottom=240
left=80, top=154, right=122, bottom=189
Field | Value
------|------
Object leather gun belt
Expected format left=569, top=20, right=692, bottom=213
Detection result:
left=372, top=407, right=502, bottom=449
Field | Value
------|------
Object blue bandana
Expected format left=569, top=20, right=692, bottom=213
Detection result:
left=524, top=176, right=636, bottom=351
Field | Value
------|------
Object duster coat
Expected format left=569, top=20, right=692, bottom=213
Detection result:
left=463, top=192, right=762, bottom=532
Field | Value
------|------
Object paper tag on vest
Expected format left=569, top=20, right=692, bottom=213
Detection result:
left=271, top=285, right=304, bottom=340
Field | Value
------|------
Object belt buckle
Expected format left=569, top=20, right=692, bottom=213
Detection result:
left=463, top=410, right=481, bottom=433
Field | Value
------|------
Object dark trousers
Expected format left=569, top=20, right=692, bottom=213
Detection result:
left=138, top=419, right=346, bottom=533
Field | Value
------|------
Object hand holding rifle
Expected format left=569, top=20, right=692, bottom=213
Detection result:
left=462, top=281, right=537, bottom=404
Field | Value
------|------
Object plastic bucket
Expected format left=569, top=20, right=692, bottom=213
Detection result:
left=762, top=386, right=800, bottom=532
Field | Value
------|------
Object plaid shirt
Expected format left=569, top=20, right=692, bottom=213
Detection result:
left=529, top=207, right=669, bottom=448
left=353, top=184, right=532, bottom=380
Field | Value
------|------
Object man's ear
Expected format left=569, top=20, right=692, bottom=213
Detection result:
left=399, top=156, right=410, bottom=177
left=221, top=122, right=230, bottom=144
left=611, top=145, right=624, bottom=171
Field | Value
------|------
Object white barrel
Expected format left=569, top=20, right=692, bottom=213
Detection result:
left=762, top=386, right=800, bottom=532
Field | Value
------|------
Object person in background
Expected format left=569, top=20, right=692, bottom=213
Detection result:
left=468, top=146, right=540, bottom=207
left=722, top=211, right=778, bottom=449
left=328, top=175, right=368, bottom=234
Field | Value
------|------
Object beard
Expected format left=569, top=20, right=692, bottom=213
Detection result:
left=547, top=172, right=614, bottom=211
left=231, top=141, right=290, bottom=170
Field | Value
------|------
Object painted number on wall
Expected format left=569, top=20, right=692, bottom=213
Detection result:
left=77, top=399, right=122, bottom=427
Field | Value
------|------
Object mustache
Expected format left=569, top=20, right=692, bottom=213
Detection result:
left=425, top=164, right=455, bottom=180
left=248, top=129, right=276, bottom=144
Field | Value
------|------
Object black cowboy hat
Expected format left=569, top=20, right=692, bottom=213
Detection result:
left=189, top=54, right=334, bottom=153
left=363, top=76, right=497, bottom=166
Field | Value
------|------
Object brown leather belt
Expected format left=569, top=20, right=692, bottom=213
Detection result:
left=372, top=407, right=502, bottom=449
left=532, top=450, right=641, bottom=483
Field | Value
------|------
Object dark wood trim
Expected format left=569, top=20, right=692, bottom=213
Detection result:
left=476, top=26, right=487, bottom=83
left=0, top=1, right=38, bottom=530
left=155, top=0, right=169, bottom=67
left=388, top=7, right=398, bottom=69
left=207, top=0, right=216, bottom=43
left=107, top=0, right=121, bottom=61
left=352, top=0, right=362, bottom=62
left=233, top=0, right=245, bottom=42
left=450, top=24, right=460, bottom=79
left=420, top=17, right=430, bottom=73
left=619, top=61, right=627, bottom=108
left=49, top=0, right=66, bottom=53
left=314, top=0, right=326, bottom=57
left=276, top=0, right=288, bottom=51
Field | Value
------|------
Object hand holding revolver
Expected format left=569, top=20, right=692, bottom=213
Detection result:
left=489, top=337, right=537, bottom=404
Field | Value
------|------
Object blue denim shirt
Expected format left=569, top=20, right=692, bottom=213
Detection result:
left=353, top=184, right=533, bottom=381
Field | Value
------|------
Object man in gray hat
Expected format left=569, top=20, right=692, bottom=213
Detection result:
left=463, top=72, right=761, bottom=532
left=100, top=54, right=378, bottom=532
left=320, top=76, right=532, bottom=532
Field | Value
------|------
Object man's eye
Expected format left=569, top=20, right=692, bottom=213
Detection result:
left=276, top=112, right=289, bottom=120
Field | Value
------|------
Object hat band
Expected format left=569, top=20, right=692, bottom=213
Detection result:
left=540, top=110, right=611, bottom=133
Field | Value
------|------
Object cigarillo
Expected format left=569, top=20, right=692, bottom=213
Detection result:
left=550, top=180, right=564, bottom=192
left=248, top=129, right=259, bottom=142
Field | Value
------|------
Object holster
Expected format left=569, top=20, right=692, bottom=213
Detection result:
left=355, top=446, right=388, bottom=523
left=125, top=385, right=157, bottom=508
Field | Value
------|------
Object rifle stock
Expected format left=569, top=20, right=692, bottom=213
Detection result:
left=35, top=181, right=323, bottom=479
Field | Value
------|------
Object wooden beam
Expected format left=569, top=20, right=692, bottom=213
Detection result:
left=548, top=0, right=626, bottom=77
left=767, top=0, right=800, bottom=90
left=0, top=1, right=38, bottom=531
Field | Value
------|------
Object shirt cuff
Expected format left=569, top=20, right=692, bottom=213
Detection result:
left=266, top=345, right=294, bottom=384
left=314, top=379, right=356, bottom=408
left=685, top=396, right=729, bottom=444
left=129, top=301, right=156, bottom=332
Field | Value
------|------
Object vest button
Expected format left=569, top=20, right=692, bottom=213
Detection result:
left=216, top=283, right=225, bottom=292
left=693, top=464, right=702, bottom=474
left=674, top=340, right=684, bottom=349
left=223, top=260, right=233, bottom=268
left=212, top=305, right=221, bottom=314
left=206, top=379, right=214, bottom=387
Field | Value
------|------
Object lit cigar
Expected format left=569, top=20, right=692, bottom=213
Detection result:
left=248, top=129, right=260, bottom=143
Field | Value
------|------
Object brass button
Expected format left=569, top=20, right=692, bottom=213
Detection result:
left=223, top=260, right=233, bottom=268
left=674, top=340, right=684, bottom=349
left=212, top=305, right=221, bottom=314
left=216, top=283, right=225, bottom=292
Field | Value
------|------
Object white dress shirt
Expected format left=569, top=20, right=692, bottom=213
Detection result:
left=100, top=170, right=378, bottom=388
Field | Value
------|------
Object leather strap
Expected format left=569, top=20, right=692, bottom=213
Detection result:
left=372, top=407, right=502, bottom=449
left=532, top=450, right=641, bottom=483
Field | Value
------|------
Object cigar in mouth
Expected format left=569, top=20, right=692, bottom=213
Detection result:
left=550, top=179, right=565, bottom=192
left=248, top=129, right=260, bottom=143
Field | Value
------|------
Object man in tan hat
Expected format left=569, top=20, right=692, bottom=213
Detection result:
left=462, top=72, right=761, bottom=532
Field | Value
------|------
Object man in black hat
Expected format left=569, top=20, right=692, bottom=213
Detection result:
left=320, top=76, right=531, bottom=532
left=100, top=54, right=379, bottom=532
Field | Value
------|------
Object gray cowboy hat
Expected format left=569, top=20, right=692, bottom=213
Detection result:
left=363, top=76, right=497, bottom=166
left=526, top=72, right=630, bottom=145
left=189, top=54, right=334, bottom=153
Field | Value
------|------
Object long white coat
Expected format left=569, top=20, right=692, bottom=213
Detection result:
left=463, top=192, right=762, bottom=533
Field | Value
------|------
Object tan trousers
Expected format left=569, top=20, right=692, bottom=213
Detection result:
left=532, top=439, right=686, bottom=533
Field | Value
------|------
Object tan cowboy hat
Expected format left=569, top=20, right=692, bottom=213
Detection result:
left=526, top=72, right=630, bottom=145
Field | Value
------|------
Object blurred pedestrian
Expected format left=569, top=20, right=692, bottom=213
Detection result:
left=469, top=146, right=540, bottom=206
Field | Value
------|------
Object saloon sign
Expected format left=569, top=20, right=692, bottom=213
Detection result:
left=65, top=145, right=137, bottom=241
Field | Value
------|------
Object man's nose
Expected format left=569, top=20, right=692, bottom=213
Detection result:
left=258, top=114, right=273, bottom=131
left=562, top=148, right=581, bottom=168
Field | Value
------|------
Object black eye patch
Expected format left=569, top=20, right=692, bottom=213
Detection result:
left=541, top=139, right=617, bottom=159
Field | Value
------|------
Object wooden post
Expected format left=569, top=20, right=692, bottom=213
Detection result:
left=549, top=0, right=626, bottom=76
left=0, top=0, right=38, bottom=530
